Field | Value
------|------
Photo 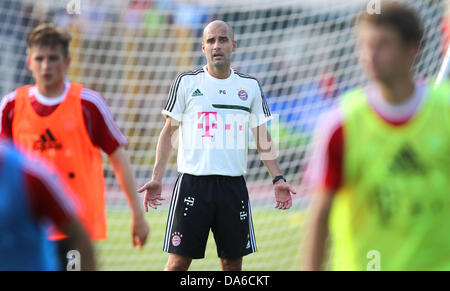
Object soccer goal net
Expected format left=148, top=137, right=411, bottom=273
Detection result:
left=0, top=0, right=448, bottom=270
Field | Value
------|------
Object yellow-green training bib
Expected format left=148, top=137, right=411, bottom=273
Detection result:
left=329, top=80, right=450, bottom=271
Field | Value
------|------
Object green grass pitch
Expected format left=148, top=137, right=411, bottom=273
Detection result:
left=95, top=207, right=306, bottom=270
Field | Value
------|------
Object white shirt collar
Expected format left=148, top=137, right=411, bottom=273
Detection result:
left=365, top=79, right=427, bottom=122
left=203, top=65, right=235, bottom=83
left=29, top=81, right=71, bottom=106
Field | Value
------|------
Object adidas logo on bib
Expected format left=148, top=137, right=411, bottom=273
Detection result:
left=33, top=128, right=63, bottom=152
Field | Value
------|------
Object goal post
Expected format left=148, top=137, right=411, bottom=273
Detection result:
left=0, top=0, right=448, bottom=270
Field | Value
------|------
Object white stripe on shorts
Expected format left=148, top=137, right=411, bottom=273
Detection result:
left=247, top=200, right=257, bottom=252
left=163, top=173, right=184, bottom=252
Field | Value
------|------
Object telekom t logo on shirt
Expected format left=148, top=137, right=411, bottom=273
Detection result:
left=197, top=112, right=217, bottom=138
left=197, top=112, right=244, bottom=138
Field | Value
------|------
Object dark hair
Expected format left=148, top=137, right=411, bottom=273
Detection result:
left=27, top=23, right=72, bottom=58
left=356, top=1, right=424, bottom=47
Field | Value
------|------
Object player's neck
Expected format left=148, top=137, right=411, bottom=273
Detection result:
left=376, top=75, right=415, bottom=105
left=36, top=81, right=66, bottom=98
left=206, top=64, right=231, bottom=79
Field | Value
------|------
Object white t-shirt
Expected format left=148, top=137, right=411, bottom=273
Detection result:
left=162, top=66, right=272, bottom=176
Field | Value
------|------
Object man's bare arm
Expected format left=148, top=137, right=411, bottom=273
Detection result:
left=301, top=189, right=336, bottom=270
left=251, top=123, right=296, bottom=209
left=109, top=146, right=149, bottom=248
left=61, top=219, right=96, bottom=271
left=138, top=117, right=179, bottom=211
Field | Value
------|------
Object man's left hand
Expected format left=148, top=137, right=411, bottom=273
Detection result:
left=274, top=180, right=296, bottom=210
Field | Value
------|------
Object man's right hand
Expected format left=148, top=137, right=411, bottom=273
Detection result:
left=138, top=180, right=165, bottom=211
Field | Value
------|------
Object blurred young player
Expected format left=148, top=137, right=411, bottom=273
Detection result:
left=0, top=23, right=149, bottom=267
left=138, top=20, right=296, bottom=271
left=302, top=2, right=450, bottom=270
left=0, top=139, right=95, bottom=271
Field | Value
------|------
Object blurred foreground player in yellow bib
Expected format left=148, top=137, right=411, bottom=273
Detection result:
left=302, top=1, right=450, bottom=271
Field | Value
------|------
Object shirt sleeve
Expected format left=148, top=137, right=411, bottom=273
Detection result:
left=303, top=106, right=344, bottom=194
left=249, top=79, right=272, bottom=128
left=161, top=73, right=186, bottom=121
left=0, top=91, right=17, bottom=138
left=81, top=88, right=128, bottom=155
left=324, top=126, right=343, bottom=191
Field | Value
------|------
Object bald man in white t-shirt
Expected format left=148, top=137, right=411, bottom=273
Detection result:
left=138, top=20, right=296, bottom=271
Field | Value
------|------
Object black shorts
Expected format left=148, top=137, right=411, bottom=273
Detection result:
left=163, top=173, right=257, bottom=259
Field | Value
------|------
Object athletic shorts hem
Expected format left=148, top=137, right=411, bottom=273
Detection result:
left=164, top=248, right=205, bottom=260
left=217, top=248, right=256, bottom=259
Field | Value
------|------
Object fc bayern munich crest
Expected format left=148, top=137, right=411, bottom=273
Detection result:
left=238, top=89, right=248, bottom=101
left=172, top=235, right=181, bottom=247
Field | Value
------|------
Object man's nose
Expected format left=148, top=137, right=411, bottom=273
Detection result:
left=42, top=58, right=50, bottom=69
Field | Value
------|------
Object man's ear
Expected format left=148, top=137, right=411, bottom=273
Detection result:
left=64, top=56, right=71, bottom=71
left=232, top=40, right=237, bottom=52
left=407, top=43, right=420, bottom=66
left=26, top=55, right=31, bottom=72
left=201, top=41, right=206, bottom=55
left=410, top=44, right=419, bottom=59
left=26, top=53, right=31, bottom=72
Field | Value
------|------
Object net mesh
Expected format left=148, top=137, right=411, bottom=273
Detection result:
left=0, top=0, right=448, bottom=270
